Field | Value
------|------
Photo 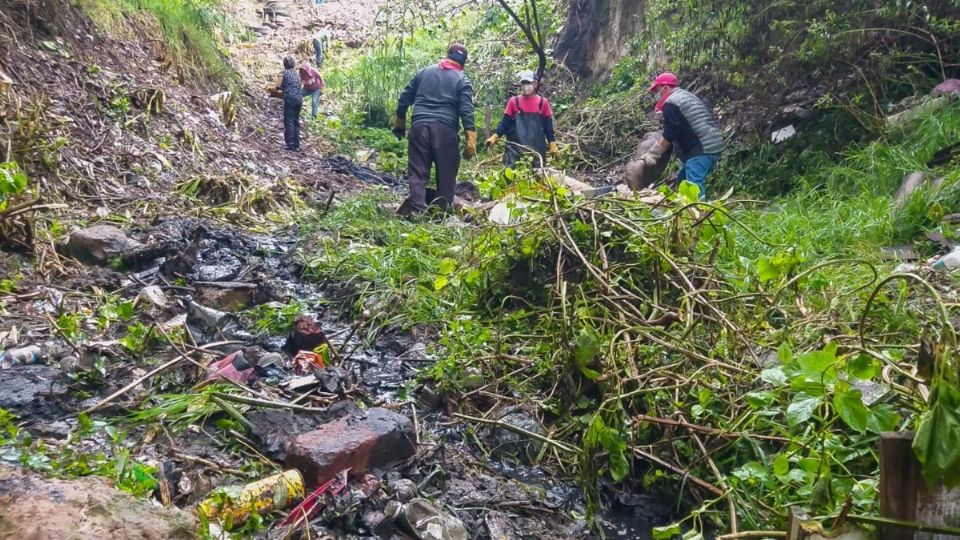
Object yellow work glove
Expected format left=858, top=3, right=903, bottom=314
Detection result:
left=548, top=141, right=560, bottom=160
left=392, top=116, right=406, bottom=140
left=463, top=130, right=477, bottom=160
left=485, top=134, right=500, bottom=148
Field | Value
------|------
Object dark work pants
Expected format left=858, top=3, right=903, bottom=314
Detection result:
left=283, top=97, right=302, bottom=149
left=407, top=122, right=460, bottom=212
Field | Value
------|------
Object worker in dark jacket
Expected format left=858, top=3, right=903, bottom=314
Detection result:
left=485, top=70, right=560, bottom=168
left=639, top=72, right=723, bottom=198
left=393, top=43, right=476, bottom=213
left=276, top=56, right=303, bottom=151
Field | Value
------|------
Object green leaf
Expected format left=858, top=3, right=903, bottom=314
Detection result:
left=745, top=391, right=775, bottom=408
left=609, top=448, right=630, bottom=481
left=756, top=258, right=779, bottom=282
left=433, top=276, right=449, bottom=291
left=913, top=382, right=960, bottom=487
left=846, top=354, right=880, bottom=380
left=787, top=393, right=821, bottom=426
left=777, top=342, right=793, bottom=363
left=867, top=404, right=900, bottom=434
left=652, top=524, right=682, bottom=539
left=797, top=346, right=837, bottom=376
left=760, top=366, right=787, bottom=386
left=573, top=328, right=600, bottom=379
left=438, top=257, right=457, bottom=275
left=772, top=454, right=790, bottom=476
left=833, top=388, right=869, bottom=433
left=677, top=180, right=700, bottom=202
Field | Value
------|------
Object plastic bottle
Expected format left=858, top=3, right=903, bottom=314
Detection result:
left=932, top=246, right=960, bottom=272
left=198, top=469, right=304, bottom=527
left=0, top=345, right=42, bottom=369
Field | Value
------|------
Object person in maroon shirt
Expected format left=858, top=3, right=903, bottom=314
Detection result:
left=485, top=70, right=560, bottom=168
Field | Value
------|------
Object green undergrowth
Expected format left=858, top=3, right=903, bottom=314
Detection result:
left=77, top=0, right=240, bottom=88
left=302, top=105, right=960, bottom=532
left=312, top=1, right=562, bottom=161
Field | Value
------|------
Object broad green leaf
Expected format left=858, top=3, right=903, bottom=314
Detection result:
left=677, top=180, right=700, bottom=202
left=609, top=448, right=630, bottom=481
left=777, top=342, right=793, bottom=363
left=787, top=393, right=821, bottom=426
left=913, top=383, right=960, bottom=487
left=797, top=348, right=837, bottom=375
left=846, top=354, right=880, bottom=380
left=867, top=404, right=900, bottom=434
left=756, top=258, right=779, bottom=282
left=760, top=367, right=787, bottom=386
left=438, top=257, right=457, bottom=275
left=745, top=391, right=775, bottom=408
left=653, top=524, right=682, bottom=540
left=772, top=454, right=790, bottom=476
left=573, top=328, right=599, bottom=368
left=833, top=388, right=869, bottom=433
left=433, top=276, right=449, bottom=291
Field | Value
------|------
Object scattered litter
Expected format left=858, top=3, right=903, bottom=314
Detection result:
left=931, top=246, right=960, bottom=272
left=278, top=468, right=349, bottom=529
left=771, top=124, right=797, bottom=143
left=0, top=345, right=41, bottom=369
left=292, top=350, right=327, bottom=375
left=395, top=498, right=469, bottom=540
left=205, top=351, right=255, bottom=384
left=198, top=469, right=305, bottom=529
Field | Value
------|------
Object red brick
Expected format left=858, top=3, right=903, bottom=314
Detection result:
left=285, top=408, right=416, bottom=487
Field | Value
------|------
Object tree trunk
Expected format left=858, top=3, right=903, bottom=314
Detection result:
left=554, top=0, right=646, bottom=79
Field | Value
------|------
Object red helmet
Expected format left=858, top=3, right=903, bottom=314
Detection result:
left=647, top=72, right=679, bottom=94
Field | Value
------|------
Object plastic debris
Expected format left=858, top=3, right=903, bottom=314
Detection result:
left=205, top=351, right=255, bottom=384
left=396, top=498, right=468, bottom=540
left=292, top=350, right=326, bottom=375
left=197, top=469, right=304, bottom=528
left=278, top=468, right=349, bottom=529
left=0, top=345, right=42, bottom=369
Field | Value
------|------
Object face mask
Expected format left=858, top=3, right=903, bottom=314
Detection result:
left=521, top=83, right=535, bottom=96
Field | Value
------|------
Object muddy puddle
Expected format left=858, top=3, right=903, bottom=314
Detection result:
left=0, top=216, right=672, bottom=538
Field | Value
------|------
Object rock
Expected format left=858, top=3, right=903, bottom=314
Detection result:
left=285, top=314, right=330, bottom=353
left=0, top=365, right=69, bottom=421
left=0, top=464, right=196, bottom=539
left=488, top=411, right=543, bottom=464
left=397, top=498, right=468, bottom=540
left=389, top=478, right=418, bottom=502
left=62, top=225, right=140, bottom=265
left=138, top=285, right=168, bottom=308
left=285, top=408, right=416, bottom=487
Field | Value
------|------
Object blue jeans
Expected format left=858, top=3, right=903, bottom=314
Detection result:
left=313, top=38, right=324, bottom=66
left=305, top=88, right=321, bottom=117
left=676, top=153, right=719, bottom=199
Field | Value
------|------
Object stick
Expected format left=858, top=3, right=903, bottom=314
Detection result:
left=84, top=355, right=186, bottom=413
left=847, top=514, right=960, bottom=535
left=212, top=392, right=329, bottom=413
left=453, top=412, right=579, bottom=454
left=631, top=447, right=724, bottom=497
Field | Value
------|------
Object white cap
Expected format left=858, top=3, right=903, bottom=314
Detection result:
left=517, top=70, right=536, bottom=83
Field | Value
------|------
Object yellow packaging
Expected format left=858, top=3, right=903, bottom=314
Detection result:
left=198, top=469, right=305, bottom=527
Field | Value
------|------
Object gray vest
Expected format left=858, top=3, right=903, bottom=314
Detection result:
left=664, top=88, right=724, bottom=156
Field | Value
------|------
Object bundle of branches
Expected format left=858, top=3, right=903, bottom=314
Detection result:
left=444, top=189, right=954, bottom=532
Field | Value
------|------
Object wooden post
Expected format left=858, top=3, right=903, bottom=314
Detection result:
left=879, top=431, right=920, bottom=540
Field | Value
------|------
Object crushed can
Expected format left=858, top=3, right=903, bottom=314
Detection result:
left=198, top=469, right=304, bottom=528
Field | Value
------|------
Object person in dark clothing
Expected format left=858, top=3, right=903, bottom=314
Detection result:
left=393, top=43, right=476, bottom=214
left=639, top=72, right=723, bottom=198
left=276, top=56, right=303, bottom=151
left=485, top=70, right=559, bottom=168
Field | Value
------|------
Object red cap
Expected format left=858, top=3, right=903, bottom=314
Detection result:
left=648, top=72, right=678, bottom=94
